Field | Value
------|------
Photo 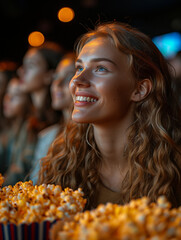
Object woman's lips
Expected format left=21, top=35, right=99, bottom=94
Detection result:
left=73, top=92, right=98, bottom=106
left=75, top=92, right=98, bottom=100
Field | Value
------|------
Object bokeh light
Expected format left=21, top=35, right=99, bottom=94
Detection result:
left=28, top=31, right=45, bottom=47
left=57, top=7, right=75, bottom=23
left=152, top=32, right=181, bottom=59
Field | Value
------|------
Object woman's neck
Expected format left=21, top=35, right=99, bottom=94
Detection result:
left=62, top=109, right=71, bottom=122
left=93, top=118, right=133, bottom=192
left=94, top=121, right=131, bottom=167
left=31, top=88, right=47, bottom=110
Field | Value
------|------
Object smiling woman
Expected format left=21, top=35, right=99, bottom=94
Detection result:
left=70, top=37, right=140, bottom=125
left=38, top=21, right=181, bottom=209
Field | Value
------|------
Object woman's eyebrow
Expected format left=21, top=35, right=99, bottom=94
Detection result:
left=76, top=58, right=117, bottom=66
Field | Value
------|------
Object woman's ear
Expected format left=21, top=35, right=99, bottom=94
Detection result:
left=131, top=79, right=152, bottom=102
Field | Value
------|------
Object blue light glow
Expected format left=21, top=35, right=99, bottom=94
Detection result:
left=152, top=32, right=181, bottom=59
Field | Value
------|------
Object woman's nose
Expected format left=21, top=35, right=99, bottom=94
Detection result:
left=71, top=70, right=90, bottom=88
left=72, top=78, right=90, bottom=88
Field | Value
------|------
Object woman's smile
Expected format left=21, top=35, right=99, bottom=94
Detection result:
left=74, top=91, right=98, bottom=106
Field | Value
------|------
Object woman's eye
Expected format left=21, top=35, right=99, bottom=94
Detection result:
left=96, top=66, right=108, bottom=72
left=75, top=66, right=84, bottom=73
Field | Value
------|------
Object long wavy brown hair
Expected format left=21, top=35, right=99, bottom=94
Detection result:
left=38, top=22, right=181, bottom=208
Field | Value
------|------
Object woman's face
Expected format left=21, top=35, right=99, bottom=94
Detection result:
left=51, top=58, right=74, bottom=110
left=3, top=78, right=28, bottom=118
left=69, top=37, right=136, bottom=125
left=18, top=48, right=48, bottom=93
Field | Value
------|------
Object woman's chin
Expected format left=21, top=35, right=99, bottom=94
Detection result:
left=72, top=114, right=91, bottom=124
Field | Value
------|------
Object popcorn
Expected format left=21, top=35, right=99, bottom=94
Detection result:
left=0, top=173, right=4, bottom=187
left=0, top=179, right=86, bottom=225
left=51, top=196, right=181, bottom=240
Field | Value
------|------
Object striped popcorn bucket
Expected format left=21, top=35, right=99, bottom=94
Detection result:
left=0, top=220, right=56, bottom=240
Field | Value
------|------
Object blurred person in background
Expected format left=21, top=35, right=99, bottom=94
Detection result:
left=0, top=61, right=18, bottom=174
left=18, top=41, right=64, bottom=136
left=169, top=51, right=181, bottom=106
left=0, top=61, right=18, bottom=132
left=1, top=77, right=36, bottom=185
left=29, top=52, right=76, bottom=184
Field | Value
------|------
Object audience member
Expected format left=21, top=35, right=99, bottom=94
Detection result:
left=169, top=51, right=181, bottom=106
left=18, top=41, right=64, bottom=134
left=30, top=53, right=76, bottom=184
left=1, top=77, right=36, bottom=185
left=0, top=61, right=18, bottom=132
left=38, top=22, right=181, bottom=209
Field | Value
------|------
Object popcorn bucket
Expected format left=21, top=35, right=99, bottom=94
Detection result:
left=0, top=220, right=56, bottom=240
left=0, top=178, right=86, bottom=240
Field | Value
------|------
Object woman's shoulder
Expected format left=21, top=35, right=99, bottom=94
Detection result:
left=38, top=124, right=60, bottom=139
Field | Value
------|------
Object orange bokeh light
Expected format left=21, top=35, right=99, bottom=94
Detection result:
left=57, top=7, right=75, bottom=23
left=28, top=31, right=45, bottom=47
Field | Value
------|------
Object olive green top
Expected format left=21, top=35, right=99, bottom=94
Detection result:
left=92, top=181, right=181, bottom=209
left=92, top=182, right=124, bottom=209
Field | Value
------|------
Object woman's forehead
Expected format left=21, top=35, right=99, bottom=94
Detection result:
left=79, top=38, right=114, bottom=57
left=77, top=37, right=130, bottom=66
left=8, top=81, right=20, bottom=91
left=24, top=49, right=45, bottom=64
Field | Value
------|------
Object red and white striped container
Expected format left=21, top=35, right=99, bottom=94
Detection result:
left=0, top=220, right=56, bottom=240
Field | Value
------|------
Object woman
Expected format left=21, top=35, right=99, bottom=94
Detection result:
left=0, top=61, right=17, bottom=132
left=29, top=53, right=76, bottom=184
left=169, top=51, right=181, bottom=106
left=0, top=61, right=18, bottom=172
left=38, top=22, right=181, bottom=209
left=1, top=77, right=36, bottom=185
left=18, top=41, right=64, bottom=134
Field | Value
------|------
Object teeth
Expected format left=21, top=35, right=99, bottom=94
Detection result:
left=75, top=96, right=97, bottom=102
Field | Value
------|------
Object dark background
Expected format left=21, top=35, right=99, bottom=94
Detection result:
left=0, top=0, right=181, bottom=63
